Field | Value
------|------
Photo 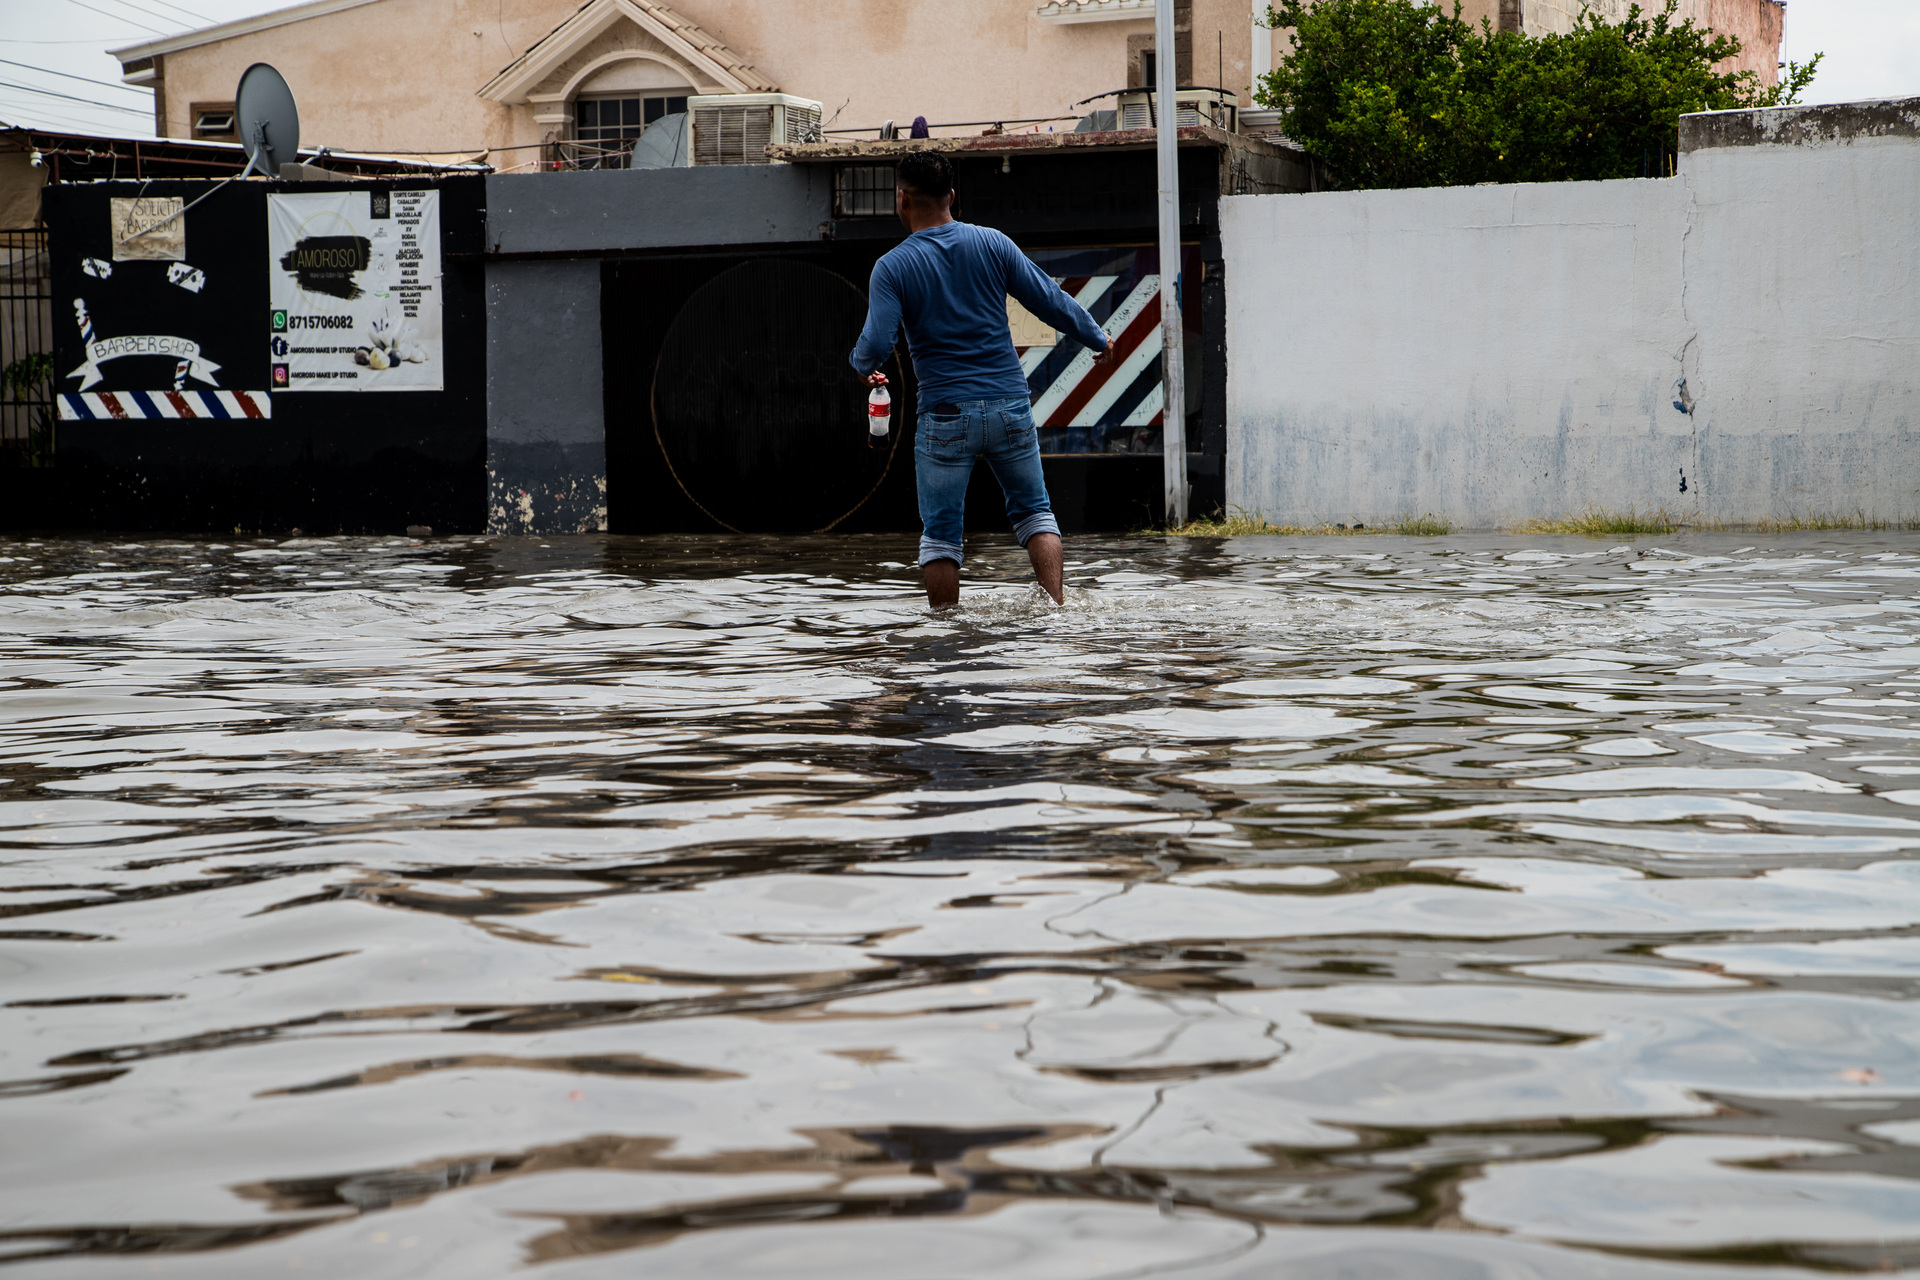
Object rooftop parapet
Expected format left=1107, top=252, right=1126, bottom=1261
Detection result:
left=768, top=123, right=1286, bottom=162
left=1680, top=95, right=1920, bottom=152
left=768, top=125, right=1316, bottom=198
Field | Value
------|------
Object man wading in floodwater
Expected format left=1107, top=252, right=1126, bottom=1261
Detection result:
left=850, top=151, right=1114, bottom=610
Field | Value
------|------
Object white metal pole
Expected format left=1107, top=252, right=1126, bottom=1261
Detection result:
left=1154, top=0, right=1189, bottom=526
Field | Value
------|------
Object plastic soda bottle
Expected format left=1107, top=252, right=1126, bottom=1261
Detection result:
left=867, top=384, right=891, bottom=448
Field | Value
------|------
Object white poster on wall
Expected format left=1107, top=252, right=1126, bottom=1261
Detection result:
left=266, top=189, right=441, bottom=392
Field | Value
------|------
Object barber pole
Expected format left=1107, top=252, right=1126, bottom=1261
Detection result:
left=172, top=359, right=189, bottom=392
left=1013, top=253, right=1189, bottom=451
left=1028, top=273, right=1164, bottom=429
left=58, top=391, right=271, bottom=420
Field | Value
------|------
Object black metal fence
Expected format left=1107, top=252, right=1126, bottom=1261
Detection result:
left=0, top=229, right=53, bottom=467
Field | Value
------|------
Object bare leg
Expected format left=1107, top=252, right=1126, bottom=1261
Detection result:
left=923, top=558, right=960, bottom=611
left=1026, top=532, right=1064, bottom=604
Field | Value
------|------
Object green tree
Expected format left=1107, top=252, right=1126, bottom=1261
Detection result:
left=1256, top=0, right=1819, bottom=189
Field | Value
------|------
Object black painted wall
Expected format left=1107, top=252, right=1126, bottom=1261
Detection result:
left=15, top=152, right=1229, bottom=536
left=603, top=245, right=920, bottom=536
left=604, top=144, right=1224, bottom=535
left=23, top=175, right=486, bottom=534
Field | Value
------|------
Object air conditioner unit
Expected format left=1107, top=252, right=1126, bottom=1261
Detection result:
left=689, top=93, right=823, bottom=165
left=1113, top=88, right=1237, bottom=133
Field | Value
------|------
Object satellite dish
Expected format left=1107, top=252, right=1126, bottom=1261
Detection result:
left=629, top=112, right=689, bottom=170
left=235, top=63, right=300, bottom=176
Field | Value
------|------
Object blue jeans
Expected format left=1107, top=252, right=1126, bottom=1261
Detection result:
left=915, top=397, right=1060, bottom=567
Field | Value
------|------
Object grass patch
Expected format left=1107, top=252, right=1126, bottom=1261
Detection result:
left=1511, top=508, right=1913, bottom=535
left=1509, top=508, right=1679, bottom=536
left=1385, top=512, right=1453, bottom=536
left=1167, top=507, right=1916, bottom=538
left=1165, top=509, right=1452, bottom=537
left=1746, top=511, right=1890, bottom=532
left=1166, top=513, right=1351, bottom=536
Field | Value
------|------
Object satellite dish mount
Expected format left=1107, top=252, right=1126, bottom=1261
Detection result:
left=234, top=62, right=320, bottom=180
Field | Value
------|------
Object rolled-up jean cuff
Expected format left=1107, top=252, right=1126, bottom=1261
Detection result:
left=1012, top=512, right=1060, bottom=547
left=918, top=537, right=965, bottom=568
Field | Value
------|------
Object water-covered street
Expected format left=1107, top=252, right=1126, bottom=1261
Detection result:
left=4, top=532, right=1919, bottom=1277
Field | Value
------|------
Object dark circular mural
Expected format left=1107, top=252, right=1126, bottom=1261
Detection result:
left=652, top=259, right=899, bottom=532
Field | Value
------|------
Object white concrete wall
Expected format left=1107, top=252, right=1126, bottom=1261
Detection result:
left=1683, top=119, right=1920, bottom=521
left=1225, top=179, right=1695, bottom=526
left=1223, top=98, right=1920, bottom=527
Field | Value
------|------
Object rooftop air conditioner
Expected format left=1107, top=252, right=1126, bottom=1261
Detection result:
left=689, top=93, right=823, bottom=165
left=1113, top=88, right=1237, bottom=133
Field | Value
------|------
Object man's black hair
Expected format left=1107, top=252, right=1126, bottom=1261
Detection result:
left=896, top=150, right=954, bottom=201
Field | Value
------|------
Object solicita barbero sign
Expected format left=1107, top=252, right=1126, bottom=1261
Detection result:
left=267, top=189, right=443, bottom=392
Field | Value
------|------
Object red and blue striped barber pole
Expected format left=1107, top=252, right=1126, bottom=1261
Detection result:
left=58, top=391, right=271, bottom=420
left=1018, top=246, right=1198, bottom=453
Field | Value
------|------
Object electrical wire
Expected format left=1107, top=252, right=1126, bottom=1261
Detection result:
left=326, top=140, right=546, bottom=155
left=132, top=0, right=215, bottom=25
left=0, top=87, right=147, bottom=113
left=0, top=121, right=153, bottom=148
left=85, top=0, right=198, bottom=31
left=0, top=92, right=148, bottom=118
left=64, top=0, right=166, bottom=35
left=0, top=56, right=153, bottom=94
left=0, top=79, right=152, bottom=114
left=0, top=104, right=153, bottom=136
left=0, top=101, right=148, bottom=129
left=115, top=161, right=251, bottom=248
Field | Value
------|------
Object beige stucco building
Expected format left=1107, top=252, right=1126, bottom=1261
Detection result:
left=116, top=0, right=1265, bottom=168
left=1453, top=0, right=1783, bottom=79
left=1252, top=0, right=1783, bottom=87
left=117, top=0, right=1783, bottom=167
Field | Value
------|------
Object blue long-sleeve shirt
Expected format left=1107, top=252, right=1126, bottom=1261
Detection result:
left=848, top=221, right=1109, bottom=406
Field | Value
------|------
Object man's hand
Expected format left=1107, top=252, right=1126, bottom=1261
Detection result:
left=865, top=371, right=889, bottom=387
left=1091, top=340, right=1118, bottom=369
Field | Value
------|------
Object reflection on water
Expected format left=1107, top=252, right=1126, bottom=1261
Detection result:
left=3, top=532, right=1920, bottom=1277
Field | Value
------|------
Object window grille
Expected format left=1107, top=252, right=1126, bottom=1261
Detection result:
left=0, top=229, right=54, bottom=467
left=833, top=164, right=894, bottom=218
left=570, top=95, right=688, bottom=169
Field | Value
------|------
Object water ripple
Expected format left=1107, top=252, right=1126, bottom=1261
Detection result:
left=3, top=532, right=1920, bottom=1277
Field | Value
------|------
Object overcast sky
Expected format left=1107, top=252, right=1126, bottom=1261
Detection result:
left=0, top=0, right=1914, bottom=138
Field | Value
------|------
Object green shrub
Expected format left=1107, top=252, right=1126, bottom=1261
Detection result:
left=1257, top=0, right=1819, bottom=189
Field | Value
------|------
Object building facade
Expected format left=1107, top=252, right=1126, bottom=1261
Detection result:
left=118, top=0, right=1785, bottom=168
left=116, top=0, right=1262, bottom=166
left=1458, top=0, right=1783, bottom=81
left=1252, top=0, right=1784, bottom=90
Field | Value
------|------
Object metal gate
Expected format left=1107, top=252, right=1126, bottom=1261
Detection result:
left=649, top=257, right=900, bottom=533
left=0, top=229, right=53, bottom=467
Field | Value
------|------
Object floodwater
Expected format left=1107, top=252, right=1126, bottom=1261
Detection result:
left=4, top=532, right=1920, bottom=1279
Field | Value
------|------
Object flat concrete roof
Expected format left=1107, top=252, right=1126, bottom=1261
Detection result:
left=768, top=124, right=1299, bottom=163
